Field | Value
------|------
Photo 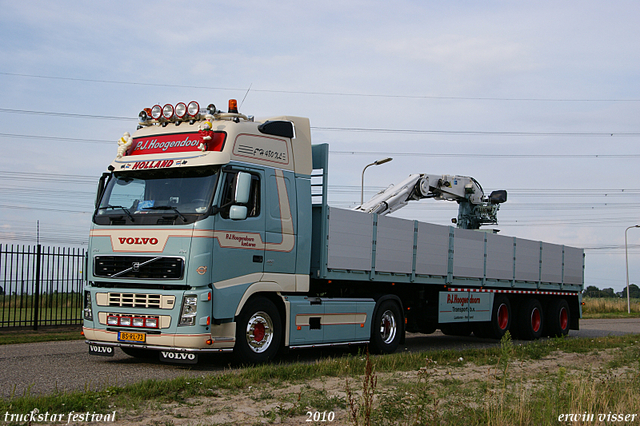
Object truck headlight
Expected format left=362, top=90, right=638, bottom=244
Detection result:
left=84, top=290, right=93, bottom=321
left=179, top=295, right=198, bottom=326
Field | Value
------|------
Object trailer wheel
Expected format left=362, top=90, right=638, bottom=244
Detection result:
left=369, top=299, right=402, bottom=354
left=234, top=297, right=282, bottom=364
left=518, top=298, right=544, bottom=340
left=476, top=295, right=512, bottom=339
left=546, top=299, right=570, bottom=337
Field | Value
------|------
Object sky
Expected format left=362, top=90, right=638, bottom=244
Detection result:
left=1, top=1, right=639, bottom=292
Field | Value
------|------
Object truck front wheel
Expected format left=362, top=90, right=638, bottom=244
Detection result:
left=234, top=297, right=282, bottom=364
left=369, top=299, right=402, bottom=354
left=518, top=298, right=544, bottom=340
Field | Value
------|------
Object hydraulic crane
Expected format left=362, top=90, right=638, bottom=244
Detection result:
left=355, top=173, right=507, bottom=229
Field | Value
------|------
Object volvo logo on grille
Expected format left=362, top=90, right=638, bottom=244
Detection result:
left=132, top=262, right=140, bottom=272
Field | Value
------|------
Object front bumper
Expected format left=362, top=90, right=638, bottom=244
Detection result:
left=83, top=323, right=236, bottom=352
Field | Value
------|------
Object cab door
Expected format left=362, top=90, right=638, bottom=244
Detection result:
left=264, top=169, right=297, bottom=275
left=211, top=167, right=265, bottom=284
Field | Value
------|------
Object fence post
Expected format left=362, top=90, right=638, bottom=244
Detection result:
left=33, top=244, right=41, bottom=331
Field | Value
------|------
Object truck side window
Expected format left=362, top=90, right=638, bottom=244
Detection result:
left=219, top=172, right=260, bottom=219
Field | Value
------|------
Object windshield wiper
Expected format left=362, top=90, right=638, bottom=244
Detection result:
left=98, top=205, right=135, bottom=222
left=143, top=205, right=188, bottom=222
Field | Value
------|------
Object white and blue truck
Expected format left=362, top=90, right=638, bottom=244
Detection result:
left=83, top=100, right=584, bottom=364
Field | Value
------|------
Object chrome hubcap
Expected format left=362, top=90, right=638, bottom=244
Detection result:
left=245, top=311, right=273, bottom=353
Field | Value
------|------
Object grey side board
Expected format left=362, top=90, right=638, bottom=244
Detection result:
left=318, top=207, right=583, bottom=291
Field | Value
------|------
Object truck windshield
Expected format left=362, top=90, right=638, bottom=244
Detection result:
left=94, top=166, right=219, bottom=225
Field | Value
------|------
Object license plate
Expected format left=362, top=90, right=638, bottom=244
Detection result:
left=118, top=331, right=146, bottom=343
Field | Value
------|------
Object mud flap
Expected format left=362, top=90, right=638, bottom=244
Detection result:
left=159, top=350, right=198, bottom=364
left=88, top=343, right=115, bottom=357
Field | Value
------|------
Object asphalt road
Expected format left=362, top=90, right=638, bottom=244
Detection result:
left=1, top=318, right=638, bottom=398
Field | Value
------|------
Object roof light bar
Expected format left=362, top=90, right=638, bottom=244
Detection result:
left=142, top=101, right=250, bottom=124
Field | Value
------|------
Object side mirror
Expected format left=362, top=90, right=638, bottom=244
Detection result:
left=234, top=172, right=252, bottom=204
left=229, top=205, right=248, bottom=220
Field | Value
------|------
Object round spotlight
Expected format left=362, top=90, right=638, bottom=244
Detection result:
left=162, top=104, right=174, bottom=120
left=175, top=102, right=187, bottom=119
left=187, top=101, right=200, bottom=117
left=151, top=105, right=162, bottom=120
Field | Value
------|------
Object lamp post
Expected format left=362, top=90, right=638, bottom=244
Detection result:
left=624, top=224, right=639, bottom=314
left=360, top=157, right=393, bottom=206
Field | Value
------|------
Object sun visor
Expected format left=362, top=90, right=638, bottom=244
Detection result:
left=258, top=121, right=295, bottom=138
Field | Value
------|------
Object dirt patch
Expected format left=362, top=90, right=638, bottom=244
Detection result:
left=108, top=348, right=632, bottom=426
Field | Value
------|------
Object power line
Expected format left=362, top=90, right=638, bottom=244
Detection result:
left=3, top=129, right=640, bottom=158
left=319, top=128, right=640, bottom=137
left=0, top=106, right=637, bottom=137
left=0, top=107, right=131, bottom=121
left=0, top=204, right=92, bottom=214
left=3, top=71, right=640, bottom=102
left=0, top=171, right=95, bottom=182
left=0, top=132, right=113, bottom=145
left=330, top=150, right=640, bottom=158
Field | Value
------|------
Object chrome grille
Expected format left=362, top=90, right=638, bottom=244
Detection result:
left=108, top=293, right=162, bottom=308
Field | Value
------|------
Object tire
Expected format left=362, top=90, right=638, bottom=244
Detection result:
left=545, top=299, right=570, bottom=337
left=476, top=295, right=512, bottom=340
left=369, top=299, right=402, bottom=354
left=518, top=298, right=544, bottom=340
left=234, top=297, right=282, bottom=364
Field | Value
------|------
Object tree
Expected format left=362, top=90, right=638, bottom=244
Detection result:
left=584, top=286, right=602, bottom=298
left=621, top=283, right=640, bottom=299
left=584, top=286, right=617, bottom=298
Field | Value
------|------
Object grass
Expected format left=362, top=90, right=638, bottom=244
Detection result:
left=0, top=326, right=83, bottom=345
left=1, top=333, right=639, bottom=425
left=581, top=296, right=640, bottom=318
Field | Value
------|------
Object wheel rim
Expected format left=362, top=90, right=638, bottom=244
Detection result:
left=559, top=307, right=568, bottom=330
left=497, top=303, right=509, bottom=330
left=245, top=311, right=274, bottom=354
left=379, top=310, right=397, bottom=344
left=531, top=307, right=541, bottom=333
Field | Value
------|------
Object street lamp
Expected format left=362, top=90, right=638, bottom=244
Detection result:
left=360, top=157, right=393, bottom=206
left=624, top=224, right=639, bottom=314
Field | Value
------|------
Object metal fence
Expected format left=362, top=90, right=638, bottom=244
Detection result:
left=0, top=244, right=86, bottom=329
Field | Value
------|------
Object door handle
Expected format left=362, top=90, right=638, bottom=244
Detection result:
left=253, top=255, right=264, bottom=263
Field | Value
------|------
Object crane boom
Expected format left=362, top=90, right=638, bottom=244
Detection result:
left=354, top=173, right=507, bottom=229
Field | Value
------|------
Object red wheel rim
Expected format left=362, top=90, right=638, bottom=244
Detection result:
left=497, top=303, right=509, bottom=330
left=559, top=307, right=568, bottom=330
left=253, top=322, right=265, bottom=342
left=531, top=308, right=541, bottom=332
